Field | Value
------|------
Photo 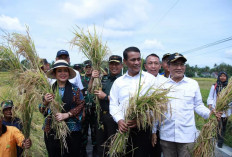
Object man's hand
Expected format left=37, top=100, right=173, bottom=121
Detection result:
left=151, top=133, right=157, bottom=147
left=92, top=70, right=100, bottom=78
left=94, top=90, right=107, bottom=100
left=55, top=113, right=69, bottom=121
left=22, top=138, right=32, bottom=149
left=127, top=119, right=137, bottom=128
left=118, top=119, right=128, bottom=133
left=211, top=109, right=222, bottom=121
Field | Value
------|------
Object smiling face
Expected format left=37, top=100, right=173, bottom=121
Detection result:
left=55, top=67, right=70, bottom=83
left=145, top=56, right=161, bottom=76
left=219, top=73, right=227, bottom=83
left=3, top=107, right=13, bottom=119
left=84, top=65, right=92, bottom=76
left=109, top=61, right=123, bottom=76
left=169, top=59, right=186, bottom=82
left=124, top=51, right=141, bottom=76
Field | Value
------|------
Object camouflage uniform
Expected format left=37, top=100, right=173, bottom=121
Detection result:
left=81, top=75, right=97, bottom=155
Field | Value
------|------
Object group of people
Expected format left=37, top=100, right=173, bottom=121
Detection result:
left=0, top=47, right=230, bottom=157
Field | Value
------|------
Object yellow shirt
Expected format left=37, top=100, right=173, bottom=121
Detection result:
left=0, top=126, right=24, bottom=157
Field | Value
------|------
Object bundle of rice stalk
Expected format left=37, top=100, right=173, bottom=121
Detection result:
left=193, top=77, right=232, bottom=156
left=70, top=26, right=110, bottom=125
left=1, top=28, right=70, bottom=151
left=108, top=72, right=170, bottom=157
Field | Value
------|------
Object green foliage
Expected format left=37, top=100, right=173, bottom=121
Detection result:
left=185, top=63, right=232, bottom=77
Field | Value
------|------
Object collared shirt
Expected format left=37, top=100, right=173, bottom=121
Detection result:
left=0, top=125, right=24, bottom=157
left=207, top=85, right=231, bottom=117
left=51, top=70, right=84, bottom=90
left=100, top=73, right=122, bottom=111
left=109, top=71, right=157, bottom=123
left=156, top=74, right=168, bottom=85
left=153, top=76, right=210, bottom=143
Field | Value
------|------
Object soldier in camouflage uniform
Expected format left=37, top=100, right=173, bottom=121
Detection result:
left=80, top=60, right=97, bottom=157
left=92, top=55, right=123, bottom=156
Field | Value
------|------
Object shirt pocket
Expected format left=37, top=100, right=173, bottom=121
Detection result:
left=184, top=90, right=195, bottom=109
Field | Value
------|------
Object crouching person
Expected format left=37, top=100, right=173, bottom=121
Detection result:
left=0, top=117, right=31, bottom=157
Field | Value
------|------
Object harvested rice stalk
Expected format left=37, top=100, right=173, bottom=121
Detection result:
left=0, top=28, right=70, bottom=152
left=108, top=70, right=170, bottom=157
left=193, top=77, right=232, bottom=156
left=70, top=26, right=110, bottom=125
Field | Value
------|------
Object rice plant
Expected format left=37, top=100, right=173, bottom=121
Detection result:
left=70, top=26, right=110, bottom=126
left=108, top=70, right=170, bottom=157
left=193, top=77, right=232, bottom=156
left=0, top=27, right=70, bottom=155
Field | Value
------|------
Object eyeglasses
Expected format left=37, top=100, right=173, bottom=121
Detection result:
left=170, top=63, right=185, bottom=67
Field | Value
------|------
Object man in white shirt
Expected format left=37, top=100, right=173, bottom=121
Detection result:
left=51, top=50, right=84, bottom=91
left=110, top=47, right=157, bottom=157
left=144, top=53, right=167, bottom=157
left=152, top=53, right=221, bottom=157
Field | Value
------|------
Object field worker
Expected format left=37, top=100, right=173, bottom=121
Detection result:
left=109, top=47, right=158, bottom=157
left=91, top=55, right=123, bottom=157
left=152, top=53, right=222, bottom=157
left=0, top=117, right=31, bottom=157
left=1, top=100, right=23, bottom=157
left=51, top=50, right=84, bottom=91
left=144, top=53, right=167, bottom=157
left=207, top=71, right=231, bottom=148
left=80, top=60, right=97, bottom=157
left=160, top=53, right=171, bottom=78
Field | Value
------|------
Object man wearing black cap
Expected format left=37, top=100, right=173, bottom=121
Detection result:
left=80, top=60, right=97, bottom=157
left=73, top=64, right=83, bottom=74
left=160, top=53, right=171, bottom=78
left=91, top=55, right=123, bottom=157
left=152, top=53, right=221, bottom=157
left=54, top=50, right=84, bottom=91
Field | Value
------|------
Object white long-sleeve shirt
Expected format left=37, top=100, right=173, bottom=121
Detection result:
left=153, top=76, right=210, bottom=143
left=207, top=85, right=231, bottom=117
left=109, top=71, right=157, bottom=123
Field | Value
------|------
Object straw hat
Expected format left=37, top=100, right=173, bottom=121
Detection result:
left=46, top=60, right=76, bottom=79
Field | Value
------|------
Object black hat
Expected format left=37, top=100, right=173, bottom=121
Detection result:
left=162, top=53, right=171, bottom=60
left=1, top=100, right=14, bottom=111
left=56, top=50, right=69, bottom=57
left=109, top=55, right=122, bottom=63
left=168, top=53, right=187, bottom=63
left=83, top=60, right=92, bottom=67
left=73, top=64, right=82, bottom=70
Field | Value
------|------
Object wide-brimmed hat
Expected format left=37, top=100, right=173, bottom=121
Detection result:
left=46, top=60, right=76, bottom=79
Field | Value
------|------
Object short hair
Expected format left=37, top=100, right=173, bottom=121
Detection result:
left=123, top=47, right=140, bottom=60
left=145, top=54, right=160, bottom=64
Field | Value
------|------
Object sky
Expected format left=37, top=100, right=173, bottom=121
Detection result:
left=0, top=0, right=232, bottom=67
